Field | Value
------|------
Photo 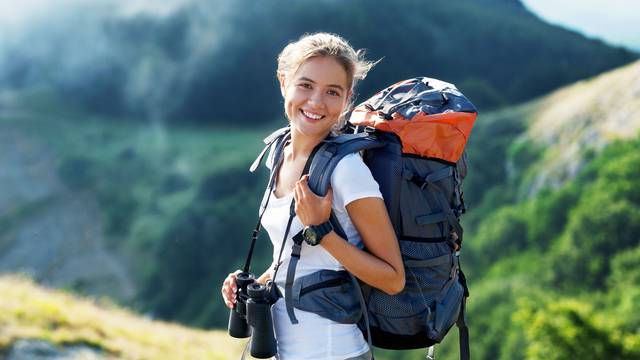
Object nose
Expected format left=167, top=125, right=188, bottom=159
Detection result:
left=307, top=90, right=325, bottom=109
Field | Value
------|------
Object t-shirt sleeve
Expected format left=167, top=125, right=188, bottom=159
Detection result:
left=331, top=153, right=383, bottom=211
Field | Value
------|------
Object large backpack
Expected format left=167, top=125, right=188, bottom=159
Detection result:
left=249, top=77, right=476, bottom=359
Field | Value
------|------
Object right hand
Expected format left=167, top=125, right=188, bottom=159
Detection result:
left=221, top=270, right=242, bottom=309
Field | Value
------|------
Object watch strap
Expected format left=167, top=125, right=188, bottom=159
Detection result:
left=311, top=221, right=334, bottom=241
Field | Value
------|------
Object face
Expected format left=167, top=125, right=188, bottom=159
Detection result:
left=280, top=56, right=351, bottom=138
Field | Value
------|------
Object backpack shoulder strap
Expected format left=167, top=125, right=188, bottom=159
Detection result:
left=250, top=126, right=290, bottom=173
left=306, top=133, right=385, bottom=197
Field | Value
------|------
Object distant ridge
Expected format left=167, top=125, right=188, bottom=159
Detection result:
left=519, top=60, right=640, bottom=194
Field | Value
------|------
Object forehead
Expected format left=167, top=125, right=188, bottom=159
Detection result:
left=291, top=56, right=348, bottom=88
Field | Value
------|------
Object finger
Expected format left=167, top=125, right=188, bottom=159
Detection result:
left=298, top=177, right=313, bottom=198
left=294, top=182, right=302, bottom=203
left=225, top=299, right=235, bottom=309
left=296, top=180, right=307, bottom=201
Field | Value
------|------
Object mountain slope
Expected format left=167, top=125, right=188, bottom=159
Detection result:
left=465, top=59, right=640, bottom=213
left=0, top=0, right=636, bottom=122
left=523, top=60, right=640, bottom=195
left=0, top=274, right=247, bottom=360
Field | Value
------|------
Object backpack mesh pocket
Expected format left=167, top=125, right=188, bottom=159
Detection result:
left=368, top=241, right=454, bottom=335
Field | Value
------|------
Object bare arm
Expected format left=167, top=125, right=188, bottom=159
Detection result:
left=320, top=197, right=405, bottom=294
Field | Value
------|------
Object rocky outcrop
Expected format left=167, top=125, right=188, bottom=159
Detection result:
left=4, top=339, right=105, bottom=360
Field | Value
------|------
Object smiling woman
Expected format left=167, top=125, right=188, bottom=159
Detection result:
left=220, top=33, right=403, bottom=360
left=280, top=56, right=350, bottom=141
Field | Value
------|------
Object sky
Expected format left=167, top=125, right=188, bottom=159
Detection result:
left=521, top=0, right=640, bottom=51
left=1, top=0, right=639, bottom=51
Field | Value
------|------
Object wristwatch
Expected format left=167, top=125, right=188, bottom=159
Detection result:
left=302, top=221, right=333, bottom=246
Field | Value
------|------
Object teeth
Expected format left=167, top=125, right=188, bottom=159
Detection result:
left=302, top=110, right=323, bottom=120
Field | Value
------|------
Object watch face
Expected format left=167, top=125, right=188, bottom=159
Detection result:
left=303, top=227, right=318, bottom=245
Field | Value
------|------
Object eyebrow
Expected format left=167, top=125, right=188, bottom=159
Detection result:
left=298, top=77, right=345, bottom=91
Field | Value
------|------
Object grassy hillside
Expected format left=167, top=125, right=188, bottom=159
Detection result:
left=0, top=110, right=275, bottom=328
left=0, top=274, right=250, bottom=360
left=464, top=60, right=640, bottom=225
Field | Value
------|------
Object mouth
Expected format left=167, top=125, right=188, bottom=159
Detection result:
left=300, top=109, right=325, bottom=121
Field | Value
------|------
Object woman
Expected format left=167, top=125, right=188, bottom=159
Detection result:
left=222, top=33, right=404, bottom=360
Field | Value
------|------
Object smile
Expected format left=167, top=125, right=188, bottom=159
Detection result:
left=301, top=109, right=325, bottom=120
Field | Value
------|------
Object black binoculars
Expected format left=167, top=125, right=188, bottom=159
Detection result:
left=228, top=272, right=277, bottom=359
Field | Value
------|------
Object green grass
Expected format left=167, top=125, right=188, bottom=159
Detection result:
left=0, top=274, right=256, bottom=360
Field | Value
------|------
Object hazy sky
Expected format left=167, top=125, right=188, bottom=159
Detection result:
left=521, top=0, right=640, bottom=51
left=1, top=0, right=639, bottom=51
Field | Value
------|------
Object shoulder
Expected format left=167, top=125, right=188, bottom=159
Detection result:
left=331, top=153, right=382, bottom=210
left=331, top=153, right=374, bottom=184
left=334, top=152, right=365, bottom=173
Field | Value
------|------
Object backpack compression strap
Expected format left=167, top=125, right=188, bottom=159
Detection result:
left=405, top=167, right=464, bottom=246
left=457, top=296, right=470, bottom=360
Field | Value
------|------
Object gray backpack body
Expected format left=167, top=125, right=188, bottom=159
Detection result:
left=307, top=130, right=468, bottom=350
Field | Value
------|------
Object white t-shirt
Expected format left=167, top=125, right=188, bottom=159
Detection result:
left=261, top=152, right=382, bottom=360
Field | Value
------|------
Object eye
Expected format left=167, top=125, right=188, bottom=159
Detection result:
left=327, top=90, right=341, bottom=97
left=298, top=82, right=312, bottom=89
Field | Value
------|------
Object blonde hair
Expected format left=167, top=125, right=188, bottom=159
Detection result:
left=277, top=32, right=378, bottom=132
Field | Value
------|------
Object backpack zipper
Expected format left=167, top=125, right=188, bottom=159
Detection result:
left=299, top=277, right=349, bottom=297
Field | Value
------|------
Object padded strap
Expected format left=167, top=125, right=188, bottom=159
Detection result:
left=307, top=135, right=385, bottom=197
left=258, top=133, right=290, bottom=215
left=250, top=126, right=290, bottom=173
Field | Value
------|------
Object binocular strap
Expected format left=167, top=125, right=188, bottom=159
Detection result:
left=284, top=231, right=304, bottom=324
left=239, top=340, right=250, bottom=360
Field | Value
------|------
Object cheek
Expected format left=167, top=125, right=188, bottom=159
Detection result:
left=327, top=97, right=347, bottom=116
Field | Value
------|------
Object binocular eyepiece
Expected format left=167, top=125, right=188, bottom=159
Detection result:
left=228, top=272, right=277, bottom=359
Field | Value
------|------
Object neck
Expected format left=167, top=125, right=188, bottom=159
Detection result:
left=288, top=127, right=329, bottom=160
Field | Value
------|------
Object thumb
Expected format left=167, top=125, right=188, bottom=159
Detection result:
left=324, top=187, right=334, bottom=203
